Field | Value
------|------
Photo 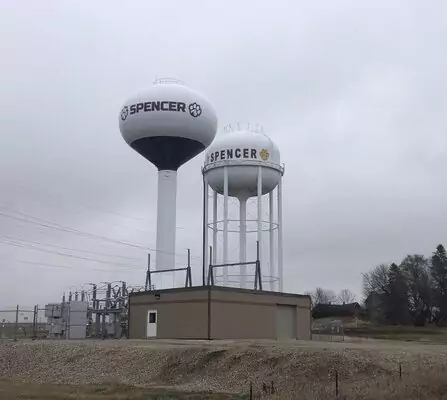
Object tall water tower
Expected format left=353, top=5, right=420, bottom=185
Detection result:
left=202, top=125, right=284, bottom=291
left=119, top=79, right=218, bottom=272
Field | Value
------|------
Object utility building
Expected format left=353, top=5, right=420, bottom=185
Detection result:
left=128, top=286, right=311, bottom=340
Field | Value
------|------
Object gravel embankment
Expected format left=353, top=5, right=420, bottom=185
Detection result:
left=1, top=339, right=447, bottom=398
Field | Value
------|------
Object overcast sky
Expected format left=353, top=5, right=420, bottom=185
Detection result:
left=1, top=0, right=447, bottom=308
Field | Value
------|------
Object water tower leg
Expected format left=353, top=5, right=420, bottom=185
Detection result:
left=212, top=190, right=218, bottom=281
left=156, top=170, right=177, bottom=272
left=278, top=177, right=284, bottom=292
left=269, top=191, right=275, bottom=291
left=257, top=167, right=263, bottom=286
left=202, top=175, right=209, bottom=286
left=223, top=167, right=229, bottom=286
left=239, top=198, right=247, bottom=288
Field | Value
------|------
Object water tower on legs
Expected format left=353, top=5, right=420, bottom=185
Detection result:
left=202, top=125, right=284, bottom=291
left=119, top=79, right=218, bottom=277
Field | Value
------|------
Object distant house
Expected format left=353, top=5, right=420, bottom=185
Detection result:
left=312, top=302, right=362, bottom=320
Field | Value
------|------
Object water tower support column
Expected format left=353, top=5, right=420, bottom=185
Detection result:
left=212, top=190, right=218, bottom=266
left=257, top=166, right=263, bottom=282
left=156, top=170, right=177, bottom=271
left=278, top=177, right=283, bottom=292
left=202, top=174, right=209, bottom=286
left=223, top=166, right=229, bottom=286
left=269, top=191, right=275, bottom=291
left=239, top=198, right=247, bottom=288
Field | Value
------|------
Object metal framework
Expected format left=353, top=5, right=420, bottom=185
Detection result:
left=42, top=247, right=195, bottom=340
left=145, top=249, right=193, bottom=291
left=202, top=162, right=284, bottom=291
left=206, top=242, right=263, bottom=290
left=57, top=280, right=146, bottom=339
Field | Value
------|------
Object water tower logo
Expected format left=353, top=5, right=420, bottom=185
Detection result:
left=260, top=149, right=270, bottom=161
left=120, top=106, right=129, bottom=121
left=188, top=102, right=202, bottom=118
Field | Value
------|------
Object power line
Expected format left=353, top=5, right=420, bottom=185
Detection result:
left=0, top=237, right=200, bottom=270
left=0, top=259, right=139, bottom=273
left=1, top=181, right=151, bottom=223
left=0, top=207, right=200, bottom=260
left=1, top=181, right=187, bottom=229
left=0, top=208, right=148, bottom=249
left=1, top=235, right=144, bottom=261
left=0, top=239, right=144, bottom=269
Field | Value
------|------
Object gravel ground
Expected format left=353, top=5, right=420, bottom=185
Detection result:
left=1, top=339, right=447, bottom=399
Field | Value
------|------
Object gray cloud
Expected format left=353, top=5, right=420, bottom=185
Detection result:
left=1, top=0, right=447, bottom=307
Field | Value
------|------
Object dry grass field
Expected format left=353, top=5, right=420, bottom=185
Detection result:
left=0, top=381, right=246, bottom=399
left=2, top=338, right=447, bottom=399
left=345, top=324, right=447, bottom=342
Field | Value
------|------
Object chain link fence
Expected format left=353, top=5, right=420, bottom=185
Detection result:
left=312, top=318, right=345, bottom=342
left=0, top=305, right=47, bottom=340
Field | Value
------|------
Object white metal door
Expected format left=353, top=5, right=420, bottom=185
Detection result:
left=146, top=310, right=157, bottom=338
left=276, top=305, right=297, bottom=339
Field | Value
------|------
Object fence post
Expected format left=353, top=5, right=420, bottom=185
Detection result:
left=32, top=305, right=38, bottom=338
left=249, top=382, right=253, bottom=400
left=335, top=369, right=339, bottom=398
left=399, top=362, right=402, bottom=380
left=14, top=305, right=19, bottom=341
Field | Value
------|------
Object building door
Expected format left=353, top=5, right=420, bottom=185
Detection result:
left=146, top=310, right=157, bottom=338
left=276, top=305, right=297, bottom=339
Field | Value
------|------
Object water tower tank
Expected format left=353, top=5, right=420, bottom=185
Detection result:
left=205, top=129, right=281, bottom=200
left=202, top=127, right=284, bottom=291
left=120, top=79, right=218, bottom=271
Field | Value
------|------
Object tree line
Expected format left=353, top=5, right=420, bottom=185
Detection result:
left=306, top=244, right=447, bottom=327
left=362, top=244, right=447, bottom=326
left=306, top=287, right=357, bottom=307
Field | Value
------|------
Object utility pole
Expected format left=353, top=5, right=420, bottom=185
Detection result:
left=32, top=304, right=38, bottom=338
left=102, top=283, right=111, bottom=339
left=145, top=254, right=151, bottom=291
left=93, top=284, right=100, bottom=336
left=13, top=305, right=19, bottom=341
left=121, top=282, right=127, bottom=307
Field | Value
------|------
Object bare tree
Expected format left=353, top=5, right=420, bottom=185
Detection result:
left=308, top=287, right=336, bottom=307
left=363, top=264, right=390, bottom=299
left=338, top=289, right=356, bottom=304
left=304, top=291, right=314, bottom=307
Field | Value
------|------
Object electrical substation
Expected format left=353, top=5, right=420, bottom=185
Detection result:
left=42, top=79, right=311, bottom=341
left=46, top=282, right=136, bottom=339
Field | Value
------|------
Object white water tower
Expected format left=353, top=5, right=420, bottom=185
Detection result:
left=202, top=125, right=284, bottom=291
left=119, top=79, right=218, bottom=272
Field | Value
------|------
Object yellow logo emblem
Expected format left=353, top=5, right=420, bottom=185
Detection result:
left=259, top=149, right=269, bottom=161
